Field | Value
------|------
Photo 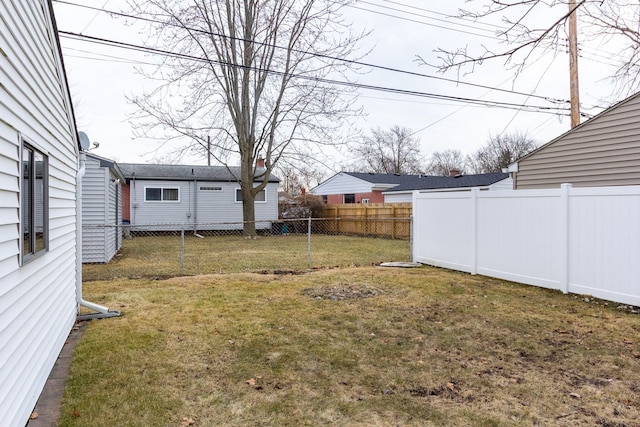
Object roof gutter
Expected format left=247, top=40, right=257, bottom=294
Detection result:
left=76, top=152, right=120, bottom=320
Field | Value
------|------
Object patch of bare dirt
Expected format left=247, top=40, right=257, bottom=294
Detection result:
left=302, top=283, right=385, bottom=300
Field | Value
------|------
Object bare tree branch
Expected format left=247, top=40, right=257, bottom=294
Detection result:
left=127, top=0, right=367, bottom=236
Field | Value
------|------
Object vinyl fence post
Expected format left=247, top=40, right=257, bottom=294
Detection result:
left=470, top=188, right=479, bottom=275
left=181, top=227, right=185, bottom=275
left=307, top=216, right=312, bottom=269
left=409, top=215, right=414, bottom=263
left=559, top=183, right=572, bottom=294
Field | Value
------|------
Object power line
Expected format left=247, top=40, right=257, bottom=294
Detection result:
left=354, top=0, right=497, bottom=35
left=347, top=5, right=498, bottom=40
left=58, top=30, right=571, bottom=116
left=52, top=0, right=569, bottom=106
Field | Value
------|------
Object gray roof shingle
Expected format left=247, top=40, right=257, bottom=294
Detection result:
left=118, top=163, right=280, bottom=183
left=344, top=171, right=509, bottom=192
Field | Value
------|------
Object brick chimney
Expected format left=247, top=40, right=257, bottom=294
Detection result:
left=449, top=169, right=461, bottom=177
left=256, top=156, right=265, bottom=168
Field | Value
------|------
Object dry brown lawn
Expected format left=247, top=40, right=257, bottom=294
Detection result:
left=60, top=266, right=640, bottom=426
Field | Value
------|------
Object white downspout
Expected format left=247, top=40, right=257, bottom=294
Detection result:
left=76, top=151, right=118, bottom=316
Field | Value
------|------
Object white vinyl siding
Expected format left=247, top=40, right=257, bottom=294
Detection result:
left=0, top=1, right=79, bottom=426
left=82, top=155, right=122, bottom=263
left=310, top=172, right=375, bottom=195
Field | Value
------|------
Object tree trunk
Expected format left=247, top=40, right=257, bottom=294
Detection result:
left=242, top=190, right=257, bottom=238
left=240, top=153, right=257, bottom=238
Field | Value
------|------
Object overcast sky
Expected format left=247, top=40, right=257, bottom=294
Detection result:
left=52, top=0, right=624, bottom=172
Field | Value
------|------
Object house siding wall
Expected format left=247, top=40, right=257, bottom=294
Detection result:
left=515, top=95, right=640, bottom=189
left=0, top=1, right=78, bottom=426
left=82, top=155, right=107, bottom=262
left=310, top=173, right=374, bottom=195
left=129, top=179, right=278, bottom=229
left=489, top=176, right=513, bottom=190
left=104, top=173, right=121, bottom=261
left=81, top=156, right=122, bottom=263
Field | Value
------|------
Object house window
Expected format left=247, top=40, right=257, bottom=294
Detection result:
left=200, top=186, right=222, bottom=191
left=145, top=187, right=180, bottom=202
left=235, top=188, right=267, bottom=203
left=21, top=143, right=48, bottom=262
left=361, top=198, right=370, bottom=204
left=321, top=195, right=327, bottom=204
left=344, top=194, right=355, bottom=203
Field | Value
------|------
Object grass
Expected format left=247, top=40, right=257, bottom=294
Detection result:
left=82, top=234, right=410, bottom=281
left=61, top=266, right=640, bottom=426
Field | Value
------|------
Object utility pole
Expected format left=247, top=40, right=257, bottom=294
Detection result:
left=568, top=0, right=580, bottom=128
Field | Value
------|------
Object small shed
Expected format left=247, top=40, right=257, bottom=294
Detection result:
left=82, top=153, right=125, bottom=263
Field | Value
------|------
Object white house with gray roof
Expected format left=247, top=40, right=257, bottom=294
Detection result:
left=119, top=163, right=279, bottom=231
left=311, top=171, right=511, bottom=204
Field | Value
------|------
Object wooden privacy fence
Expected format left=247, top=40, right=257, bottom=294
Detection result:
left=317, top=203, right=412, bottom=239
left=413, top=185, right=640, bottom=306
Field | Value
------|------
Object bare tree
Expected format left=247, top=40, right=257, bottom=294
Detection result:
left=423, top=1, right=640, bottom=96
left=472, top=132, right=538, bottom=173
left=351, top=125, right=424, bottom=174
left=128, top=0, right=366, bottom=236
left=424, top=149, right=468, bottom=176
left=276, top=161, right=327, bottom=196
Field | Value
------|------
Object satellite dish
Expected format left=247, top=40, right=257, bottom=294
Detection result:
left=78, top=131, right=90, bottom=151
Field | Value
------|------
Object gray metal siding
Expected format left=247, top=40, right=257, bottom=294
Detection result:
left=129, top=179, right=278, bottom=230
left=130, top=179, right=194, bottom=227
left=516, top=94, right=640, bottom=189
left=0, top=1, right=79, bottom=426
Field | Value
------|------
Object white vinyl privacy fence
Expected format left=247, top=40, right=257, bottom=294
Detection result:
left=413, top=184, right=640, bottom=306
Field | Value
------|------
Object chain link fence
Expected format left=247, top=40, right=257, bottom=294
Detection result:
left=82, top=217, right=412, bottom=281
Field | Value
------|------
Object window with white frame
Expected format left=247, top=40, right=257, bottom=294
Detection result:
left=361, top=198, right=370, bottom=204
left=21, top=142, right=48, bottom=262
left=145, top=186, right=180, bottom=202
left=235, top=188, right=266, bottom=203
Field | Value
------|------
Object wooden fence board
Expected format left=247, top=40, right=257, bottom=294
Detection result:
left=317, top=203, right=412, bottom=239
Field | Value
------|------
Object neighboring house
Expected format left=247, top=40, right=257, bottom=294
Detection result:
left=82, top=153, right=125, bottom=263
left=119, top=163, right=280, bottom=230
left=383, top=172, right=512, bottom=203
left=310, top=171, right=511, bottom=204
left=0, top=2, right=80, bottom=425
left=508, top=91, right=640, bottom=189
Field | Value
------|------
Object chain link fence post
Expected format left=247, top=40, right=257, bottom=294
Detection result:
left=181, top=227, right=185, bottom=275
